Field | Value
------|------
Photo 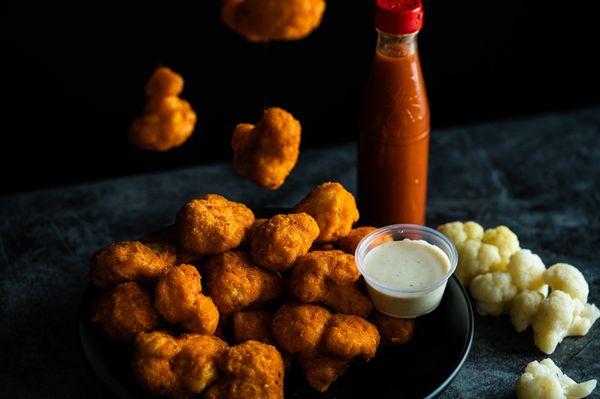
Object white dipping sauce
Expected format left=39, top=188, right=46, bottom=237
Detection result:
left=363, top=239, right=451, bottom=318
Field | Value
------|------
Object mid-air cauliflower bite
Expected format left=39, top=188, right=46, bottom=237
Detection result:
left=91, top=282, right=160, bottom=342
left=204, top=340, right=284, bottom=399
left=205, top=251, right=284, bottom=315
left=516, top=358, right=597, bottom=399
left=290, top=250, right=373, bottom=317
left=155, top=265, right=219, bottom=335
left=371, top=310, right=415, bottom=346
left=129, top=67, right=196, bottom=152
left=231, top=107, right=301, bottom=189
left=176, top=194, right=255, bottom=255
left=294, top=182, right=360, bottom=243
left=90, top=240, right=172, bottom=288
left=470, top=271, right=518, bottom=316
left=248, top=213, right=319, bottom=272
left=337, top=226, right=377, bottom=255
left=133, top=331, right=228, bottom=399
left=222, top=0, right=326, bottom=42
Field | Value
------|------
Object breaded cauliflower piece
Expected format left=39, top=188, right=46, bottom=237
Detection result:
left=371, top=310, right=415, bottom=346
left=142, top=240, right=179, bottom=268
left=294, top=182, right=360, bottom=243
left=232, top=107, right=301, bottom=189
left=290, top=250, right=373, bottom=317
left=248, top=213, right=319, bottom=271
left=337, top=226, right=377, bottom=255
left=232, top=310, right=274, bottom=345
left=205, top=340, right=284, bottom=399
left=155, top=265, right=219, bottom=335
left=90, top=240, right=172, bottom=288
left=510, top=290, right=546, bottom=333
left=299, top=355, right=350, bottom=393
left=507, top=249, right=548, bottom=294
left=543, top=263, right=589, bottom=303
left=205, top=251, right=284, bottom=315
left=130, top=67, right=196, bottom=152
left=322, top=314, right=380, bottom=360
left=482, top=225, right=520, bottom=271
left=516, top=358, right=597, bottom=399
left=271, top=303, right=332, bottom=355
left=469, top=272, right=517, bottom=316
left=222, top=0, right=326, bottom=42
left=133, top=331, right=228, bottom=399
left=91, top=282, right=160, bottom=342
left=176, top=194, right=255, bottom=255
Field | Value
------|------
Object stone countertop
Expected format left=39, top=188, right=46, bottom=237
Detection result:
left=1, top=106, right=599, bottom=398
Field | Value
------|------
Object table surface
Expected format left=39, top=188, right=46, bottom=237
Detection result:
left=1, top=106, right=599, bottom=399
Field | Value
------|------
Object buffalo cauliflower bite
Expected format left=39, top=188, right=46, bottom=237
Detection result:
left=222, top=0, right=326, bottom=42
left=142, top=240, right=179, bottom=268
left=294, top=182, right=360, bottom=243
left=90, top=240, right=171, bottom=288
left=299, top=355, right=350, bottom=393
left=176, top=194, right=255, bottom=255
left=232, top=310, right=274, bottom=345
left=371, top=310, right=415, bottom=346
left=272, top=303, right=332, bottom=356
left=510, top=290, right=545, bottom=333
left=232, top=107, right=301, bottom=189
left=290, top=250, right=373, bottom=317
left=204, top=340, right=284, bottom=399
left=543, top=263, right=589, bottom=303
left=516, top=358, right=597, bottom=399
left=205, top=251, right=284, bottom=315
left=322, top=314, right=380, bottom=360
left=155, top=265, right=219, bottom=335
left=337, top=226, right=377, bottom=255
left=130, top=67, right=196, bottom=152
left=248, top=213, right=319, bottom=271
left=91, top=282, right=160, bottom=342
left=469, top=272, right=517, bottom=316
left=133, top=331, right=228, bottom=398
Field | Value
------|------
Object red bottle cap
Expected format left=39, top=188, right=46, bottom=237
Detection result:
left=375, top=0, right=424, bottom=35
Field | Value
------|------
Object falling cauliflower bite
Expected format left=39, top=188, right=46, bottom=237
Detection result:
left=516, top=358, right=597, bottom=399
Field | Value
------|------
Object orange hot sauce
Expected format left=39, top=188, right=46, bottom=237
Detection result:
left=358, top=0, right=429, bottom=226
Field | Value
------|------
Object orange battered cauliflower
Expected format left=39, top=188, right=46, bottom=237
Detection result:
left=371, top=310, right=415, bottom=346
left=294, top=182, right=360, bottom=243
left=130, top=67, right=196, bottom=152
left=322, top=314, right=379, bottom=360
left=176, top=194, right=255, bottom=255
left=222, top=0, right=326, bottom=42
left=299, top=355, right=350, bottom=393
left=232, top=107, right=301, bottom=189
left=248, top=213, right=319, bottom=271
left=337, top=226, right=377, bottom=255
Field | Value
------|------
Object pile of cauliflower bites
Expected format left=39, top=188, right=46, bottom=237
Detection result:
left=89, top=181, right=414, bottom=398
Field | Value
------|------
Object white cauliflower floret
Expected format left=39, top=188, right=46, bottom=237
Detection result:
left=507, top=249, right=548, bottom=293
left=544, top=263, right=589, bottom=303
left=456, top=240, right=502, bottom=286
left=510, top=290, right=545, bottom=332
left=437, top=221, right=483, bottom=246
left=516, top=358, right=597, bottom=399
left=570, top=302, right=600, bottom=336
left=470, top=272, right=517, bottom=316
left=482, top=225, right=520, bottom=271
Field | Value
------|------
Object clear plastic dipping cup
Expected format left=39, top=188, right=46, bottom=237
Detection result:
left=355, top=224, right=458, bottom=318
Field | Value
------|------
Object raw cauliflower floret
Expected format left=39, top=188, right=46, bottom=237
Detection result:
left=469, top=272, right=517, bottom=316
left=544, top=263, right=589, bottom=303
left=456, top=240, right=502, bottom=286
left=437, top=221, right=484, bottom=247
left=516, top=358, right=597, bottom=399
left=507, top=249, right=548, bottom=294
left=532, top=290, right=599, bottom=354
left=510, top=290, right=545, bottom=333
left=482, top=225, right=520, bottom=271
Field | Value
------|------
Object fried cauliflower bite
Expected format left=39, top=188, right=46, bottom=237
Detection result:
left=205, top=251, right=284, bottom=315
left=232, top=107, right=301, bottom=189
left=294, top=182, right=360, bottom=243
left=222, top=0, right=326, bottom=42
left=233, top=310, right=274, bottom=344
left=337, top=226, right=377, bottom=255
left=90, top=240, right=171, bottom=288
left=130, top=67, right=196, bottom=152
left=133, top=331, right=228, bottom=398
left=205, top=340, right=284, bottom=399
left=176, top=194, right=255, bottom=255
left=322, top=314, right=380, bottom=360
left=91, top=282, right=160, bottom=342
left=248, top=213, right=319, bottom=272
left=271, top=303, right=332, bottom=355
left=371, top=311, right=415, bottom=346
left=155, top=265, right=219, bottom=335
left=142, top=240, right=179, bottom=269
left=299, top=355, right=350, bottom=393
left=290, top=250, right=373, bottom=317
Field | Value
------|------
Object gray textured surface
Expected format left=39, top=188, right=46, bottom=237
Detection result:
left=1, top=106, right=599, bottom=398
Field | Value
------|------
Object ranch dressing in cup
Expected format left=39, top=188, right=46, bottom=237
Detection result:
left=355, top=225, right=457, bottom=318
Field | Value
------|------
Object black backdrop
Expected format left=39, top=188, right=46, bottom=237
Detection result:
left=1, top=1, right=598, bottom=194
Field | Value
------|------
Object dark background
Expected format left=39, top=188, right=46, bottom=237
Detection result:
left=1, top=1, right=598, bottom=195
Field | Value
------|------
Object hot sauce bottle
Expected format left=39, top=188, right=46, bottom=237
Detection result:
left=358, top=0, right=430, bottom=226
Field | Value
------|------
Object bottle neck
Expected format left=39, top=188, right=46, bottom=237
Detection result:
left=376, top=31, right=418, bottom=57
